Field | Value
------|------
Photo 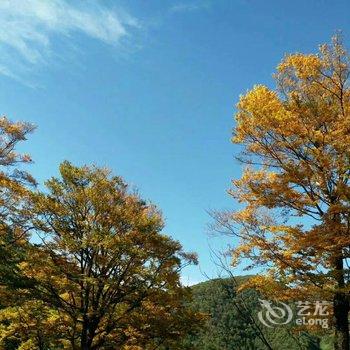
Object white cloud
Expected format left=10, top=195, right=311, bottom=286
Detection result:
left=170, top=1, right=210, bottom=13
left=0, top=0, right=139, bottom=82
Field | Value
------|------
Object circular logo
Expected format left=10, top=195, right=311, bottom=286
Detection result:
left=258, top=299, right=293, bottom=328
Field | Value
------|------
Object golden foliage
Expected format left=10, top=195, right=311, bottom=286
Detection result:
left=6, top=161, right=202, bottom=349
left=227, top=36, right=350, bottom=341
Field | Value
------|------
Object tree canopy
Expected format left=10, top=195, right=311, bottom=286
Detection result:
left=0, top=159, right=203, bottom=349
left=217, top=35, right=350, bottom=350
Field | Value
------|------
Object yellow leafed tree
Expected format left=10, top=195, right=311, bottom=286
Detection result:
left=221, top=35, right=350, bottom=350
left=0, top=116, right=35, bottom=302
left=8, top=161, right=203, bottom=350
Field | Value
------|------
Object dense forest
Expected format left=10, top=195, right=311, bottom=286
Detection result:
left=185, top=277, right=333, bottom=350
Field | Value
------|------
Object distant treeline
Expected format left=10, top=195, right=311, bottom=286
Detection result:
left=183, top=277, right=333, bottom=350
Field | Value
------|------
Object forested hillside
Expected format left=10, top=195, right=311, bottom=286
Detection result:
left=183, top=278, right=333, bottom=350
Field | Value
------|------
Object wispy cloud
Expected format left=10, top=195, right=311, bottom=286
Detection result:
left=170, top=1, right=210, bottom=13
left=0, top=0, right=139, bottom=83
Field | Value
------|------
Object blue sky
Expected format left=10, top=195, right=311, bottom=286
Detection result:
left=0, top=0, right=349, bottom=285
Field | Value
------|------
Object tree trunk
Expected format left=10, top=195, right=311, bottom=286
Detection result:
left=81, top=318, right=98, bottom=350
left=81, top=319, right=92, bottom=350
left=333, top=256, right=349, bottom=350
left=81, top=327, right=89, bottom=350
left=333, top=291, right=349, bottom=350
